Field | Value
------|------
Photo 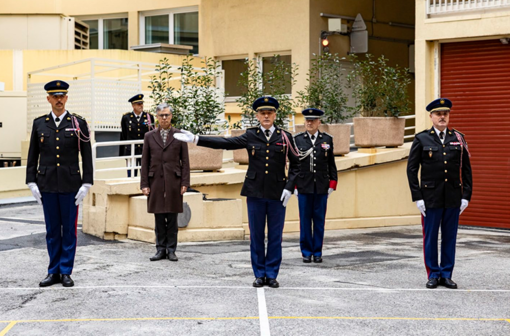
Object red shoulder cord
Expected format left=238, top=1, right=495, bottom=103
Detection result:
left=71, top=116, right=91, bottom=152
left=280, top=131, right=300, bottom=169
left=454, top=131, right=471, bottom=186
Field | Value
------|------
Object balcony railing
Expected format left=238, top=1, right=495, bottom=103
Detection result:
left=427, top=0, right=510, bottom=15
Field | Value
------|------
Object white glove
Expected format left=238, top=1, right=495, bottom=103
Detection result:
left=460, top=199, right=469, bottom=215
left=173, top=130, right=197, bottom=144
left=75, top=184, right=92, bottom=206
left=294, top=189, right=298, bottom=196
left=328, top=188, right=334, bottom=198
left=416, top=200, right=426, bottom=217
left=28, top=182, right=42, bottom=205
left=280, top=189, right=293, bottom=207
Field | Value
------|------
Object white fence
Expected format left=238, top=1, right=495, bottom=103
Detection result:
left=427, top=0, right=510, bottom=15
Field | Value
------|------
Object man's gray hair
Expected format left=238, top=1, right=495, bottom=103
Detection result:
left=156, top=103, right=173, bottom=114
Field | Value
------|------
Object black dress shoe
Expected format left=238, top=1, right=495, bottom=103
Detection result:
left=313, top=256, right=323, bottom=263
left=62, top=274, right=74, bottom=287
left=303, top=256, right=312, bottom=263
left=426, top=278, right=439, bottom=289
left=150, top=250, right=166, bottom=261
left=253, top=277, right=265, bottom=287
left=439, top=278, right=458, bottom=289
left=167, top=251, right=178, bottom=262
left=39, top=274, right=61, bottom=287
left=266, top=278, right=279, bottom=288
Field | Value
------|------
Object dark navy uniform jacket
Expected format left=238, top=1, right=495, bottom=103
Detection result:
left=407, top=127, right=472, bottom=209
left=26, top=112, right=93, bottom=193
left=291, top=131, right=338, bottom=194
left=119, top=111, right=155, bottom=156
left=197, top=127, right=299, bottom=200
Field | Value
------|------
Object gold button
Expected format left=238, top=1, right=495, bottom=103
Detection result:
left=56, top=155, right=60, bottom=158
left=265, top=171, right=268, bottom=174
left=138, top=129, right=140, bottom=131
left=425, top=185, right=427, bottom=187
left=56, top=137, right=59, bottom=141
left=266, top=157, right=269, bottom=160
left=57, top=163, right=60, bottom=166
left=56, top=130, right=59, bottom=133
left=71, top=134, right=73, bottom=136
left=445, top=178, right=448, bottom=182
left=443, top=152, right=446, bottom=155
left=267, top=143, right=269, bottom=146
left=444, top=170, right=447, bottom=173
left=266, top=150, right=269, bottom=153
left=314, top=164, right=316, bottom=166
left=266, top=163, right=268, bottom=167
left=444, top=161, right=447, bottom=164
left=313, top=170, right=316, bottom=173
left=56, top=146, right=60, bottom=150
left=442, top=144, right=445, bottom=147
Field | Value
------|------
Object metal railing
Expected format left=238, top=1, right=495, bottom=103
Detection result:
left=92, top=140, right=143, bottom=179
left=427, top=0, right=510, bottom=15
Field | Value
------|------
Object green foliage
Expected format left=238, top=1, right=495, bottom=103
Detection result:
left=235, top=55, right=298, bottom=129
left=295, top=53, right=352, bottom=124
left=149, top=55, right=225, bottom=134
left=347, top=54, right=412, bottom=117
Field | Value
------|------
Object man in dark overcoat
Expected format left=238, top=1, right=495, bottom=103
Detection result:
left=26, top=80, right=93, bottom=287
left=174, top=96, right=299, bottom=288
left=407, top=98, right=472, bottom=289
left=140, top=103, right=190, bottom=262
left=290, top=108, right=337, bottom=263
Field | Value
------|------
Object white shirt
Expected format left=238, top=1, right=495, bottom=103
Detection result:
left=434, top=127, right=447, bottom=144
left=307, top=131, right=319, bottom=145
left=132, top=111, right=143, bottom=122
left=260, top=125, right=275, bottom=140
left=51, top=110, right=68, bottom=127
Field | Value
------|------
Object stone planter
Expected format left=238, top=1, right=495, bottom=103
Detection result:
left=294, top=123, right=351, bottom=155
left=353, top=117, right=405, bottom=148
left=232, top=129, right=249, bottom=165
left=188, top=136, right=223, bottom=171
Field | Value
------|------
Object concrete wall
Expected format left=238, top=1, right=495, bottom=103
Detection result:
left=414, top=0, right=510, bottom=132
left=0, top=92, right=27, bottom=158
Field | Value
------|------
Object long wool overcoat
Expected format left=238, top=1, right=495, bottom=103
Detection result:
left=140, top=127, right=190, bottom=214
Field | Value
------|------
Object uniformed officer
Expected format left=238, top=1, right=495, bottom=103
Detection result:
left=173, top=96, right=299, bottom=288
left=119, top=94, right=155, bottom=177
left=407, top=98, right=472, bottom=289
left=26, top=80, right=93, bottom=287
left=291, top=108, right=337, bottom=263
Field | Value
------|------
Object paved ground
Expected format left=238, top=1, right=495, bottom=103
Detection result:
left=0, top=203, right=509, bottom=336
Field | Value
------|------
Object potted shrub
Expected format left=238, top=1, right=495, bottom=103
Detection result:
left=149, top=56, right=225, bottom=171
left=232, top=55, right=298, bottom=164
left=295, top=53, right=353, bottom=155
left=347, top=54, right=412, bottom=148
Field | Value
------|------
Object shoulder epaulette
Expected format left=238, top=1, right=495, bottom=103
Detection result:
left=35, top=114, right=48, bottom=120
left=417, top=129, right=428, bottom=134
left=72, top=113, right=86, bottom=121
left=452, top=128, right=464, bottom=136
left=322, top=131, right=334, bottom=139
left=294, top=131, right=305, bottom=137
left=123, top=112, right=131, bottom=116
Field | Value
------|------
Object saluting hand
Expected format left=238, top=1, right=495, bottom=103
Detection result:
left=174, top=130, right=196, bottom=143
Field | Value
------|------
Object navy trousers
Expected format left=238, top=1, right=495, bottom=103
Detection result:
left=246, top=197, right=286, bottom=279
left=298, top=193, right=328, bottom=257
left=422, top=207, right=460, bottom=279
left=41, top=192, right=79, bottom=275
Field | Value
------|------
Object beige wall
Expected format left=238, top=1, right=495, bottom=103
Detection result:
left=414, top=0, right=510, bottom=133
left=0, top=92, right=27, bottom=157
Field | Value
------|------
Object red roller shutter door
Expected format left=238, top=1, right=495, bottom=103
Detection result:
left=441, top=40, right=510, bottom=229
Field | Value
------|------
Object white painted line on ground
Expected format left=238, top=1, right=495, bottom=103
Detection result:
left=0, top=285, right=509, bottom=293
left=257, top=288, right=270, bottom=336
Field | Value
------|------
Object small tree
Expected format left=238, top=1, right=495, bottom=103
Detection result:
left=347, top=54, right=411, bottom=117
left=235, top=55, right=298, bottom=129
left=149, top=55, right=225, bottom=134
left=296, top=53, right=352, bottom=123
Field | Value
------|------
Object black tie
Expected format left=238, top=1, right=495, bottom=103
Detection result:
left=439, top=131, right=444, bottom=140
left=265, top=130, right=270, bottom=138
left=311, top=134, right=315, bottom=140
left=55, top=117, right=60, bottom=122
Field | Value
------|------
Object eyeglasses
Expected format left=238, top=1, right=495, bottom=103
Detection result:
left=158, top=114, right=171, bottom=119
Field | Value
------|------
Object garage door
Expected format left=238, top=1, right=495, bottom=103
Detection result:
left=441, top=39, right=510, bottom=229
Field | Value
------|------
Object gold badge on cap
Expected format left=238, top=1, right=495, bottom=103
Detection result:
left=440, top=99, right=444, bottom=104
left=138, top=95, right=141, bottom=98
left=264, top=98, right=269, bottom=102
left=57, top=82, right=61, bottom=86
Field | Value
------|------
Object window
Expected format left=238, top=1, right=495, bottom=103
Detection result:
left=81, top=16, right=128, bottom=50
left=262, top=55, right=292, bottom=95
left=222, top=59, right=248, bottom=98
left=141, top=8, right=199, bottom=54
